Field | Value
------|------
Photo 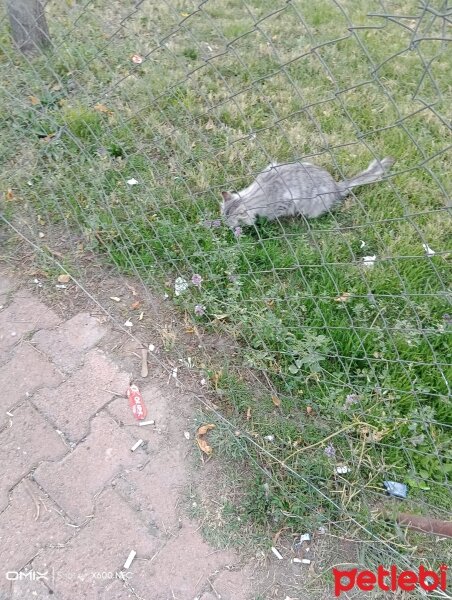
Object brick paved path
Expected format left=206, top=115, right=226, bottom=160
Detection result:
left=0, top=273, right=252, bottom=600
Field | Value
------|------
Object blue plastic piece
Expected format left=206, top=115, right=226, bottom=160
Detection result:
left=384, top=480, right=408, bottom=499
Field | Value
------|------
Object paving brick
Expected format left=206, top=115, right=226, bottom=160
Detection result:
left=129, top=522, right=238, bottom=599
left=32, top=488, right=158, bottom=600
left=0, top=343, right=64, bottom=425
left=0, top=403, right=67, bottom=511
left=34, top=415, right=145, bottom=524
left=0, top=291, right=61, bottom=355
left=32, top=312, right=108, bottom=372
left=33, top=350, right=130, bottom=442
left=0, top=479, right=71, bottom=597
left=117, top=447, right=187, bottom=531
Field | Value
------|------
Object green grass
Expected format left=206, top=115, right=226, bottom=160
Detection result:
left=1, top=0, right=451, bottom=568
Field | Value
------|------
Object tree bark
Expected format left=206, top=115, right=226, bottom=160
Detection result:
left=6, top=0, right=50, bottom=55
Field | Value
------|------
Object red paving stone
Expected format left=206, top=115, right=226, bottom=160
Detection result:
left=0, top=403, right=67, bottom=511
left=117, top=448, right=187, bottom=530
left=32, top=312, right=107, bottom=372
left=0, top=343, right=63, bottom=424
left=33, top=488, right=159, bottom=600
left=0, top=480, right=71, bottom=597
left=0, top=291, right=61, bottom=355
left=0, top=277, right=254, bottom=600
left=32, top=350, right=130, bottom=442
left=34, top=415, right=145, bottom=524
left=127, top=522, right=239, bottom=600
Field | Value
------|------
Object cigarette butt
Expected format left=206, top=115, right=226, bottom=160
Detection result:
left=131, top=439, right=144, bottom=452
left=141, top=348, right=148, bottom=378
left=271, top=546, right=283, bottom=560
left=123, top=550, right=136, bottom=569
left=293, top=558, right=302, bottom=563
left=138, top=420, right=155, bottom=426
left=301, top=559, right=311, bottom=564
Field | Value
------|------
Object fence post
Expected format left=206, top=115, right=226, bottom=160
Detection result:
left=6, top=0, right=50, bottom=54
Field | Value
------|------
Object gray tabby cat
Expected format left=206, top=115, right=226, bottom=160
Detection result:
left=221, top=157, right=394, bottom=227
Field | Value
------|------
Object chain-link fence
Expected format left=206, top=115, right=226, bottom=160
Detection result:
left=1, top=0, right=451, bottom=577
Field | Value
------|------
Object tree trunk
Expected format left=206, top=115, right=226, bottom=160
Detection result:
left=6, top=0, right=50, bottom=54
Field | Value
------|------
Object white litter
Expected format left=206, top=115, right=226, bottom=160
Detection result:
left=148, top=344, right=155, bottom=352
left=55, top=285, right=67, bottom=289
left=138, top=420, right=155, bottom=427
left=126, top=178, right=139, bottom=186
left=264, top=435, right=275, bottom=442
left=130, top=439, right=144, bottom=452
left=360, top=240, right=366, bottom=248
left=318, top=526, right=326, bottom=535
left=293, top=558, right=302, bottom=564
left=422, top=243, right=436, bottom=256
left=172, top=367, right=178, bottom=379
left=271, top=546, right=283, bottom=560
left=123, top=550, right=136, bottom=569
left=38, top=232, right=45, bottom=238
left=336, top=465, right=349, bottom=474
left=184, top=431, right=190, bottom=440
left=362, top=255, right=376, bottom=268
left=110, top=296, right=121, bottom=302
left=299, top=533, right=311, bottom=542
left=200, top=378, right=207, bottom=386
left=174, top=277, right=188, bottom=296
left=301, top=559, right=311, bottom=565
left=124, top=320, right=133, bottom=327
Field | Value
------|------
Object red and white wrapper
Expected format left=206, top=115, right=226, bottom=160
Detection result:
left=127, top=384, right=147, bottom=420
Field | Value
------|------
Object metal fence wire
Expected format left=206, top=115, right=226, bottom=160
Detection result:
left=1, top=0, right=451, bottom=575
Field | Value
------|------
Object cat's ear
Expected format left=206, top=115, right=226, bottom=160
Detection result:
left=221, top=191, right=232, bottom=202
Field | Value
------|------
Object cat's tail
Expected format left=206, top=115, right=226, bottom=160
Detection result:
left=338, top=157, right=395, bottom=198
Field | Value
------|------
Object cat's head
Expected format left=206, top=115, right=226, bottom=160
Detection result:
left=220, top=191, right=255, bottom=228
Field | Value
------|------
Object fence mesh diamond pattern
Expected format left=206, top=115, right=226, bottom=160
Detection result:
left=1, top=0, right=451, bottom=576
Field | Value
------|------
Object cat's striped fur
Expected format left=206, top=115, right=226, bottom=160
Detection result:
left=221, top=157, right=394, bottom=227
